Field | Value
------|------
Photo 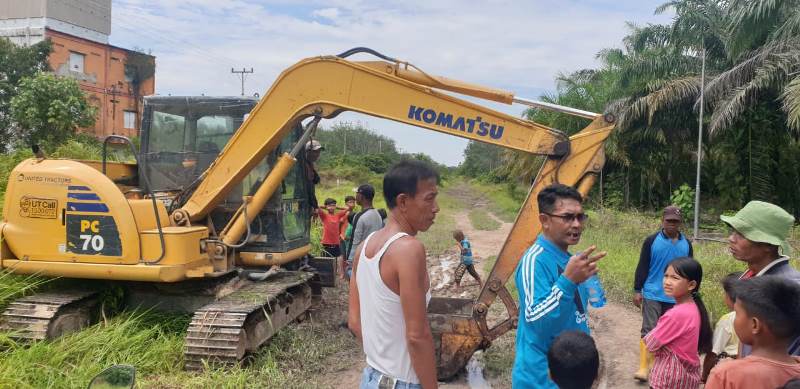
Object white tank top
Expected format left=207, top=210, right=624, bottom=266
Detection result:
left=356, top=231, right=432, bottom=384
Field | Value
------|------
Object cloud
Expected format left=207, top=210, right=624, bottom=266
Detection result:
left=110, top=0, right=672, bottom=165
left=312, top=7, right=340, bottom=21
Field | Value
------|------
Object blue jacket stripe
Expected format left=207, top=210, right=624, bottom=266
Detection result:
left=527, top=286, right=564, bottom=322
left=522, top=245, right=543, bottom=312
left=522, top=245, right=551, bottom=321
left=525, top=245, right=543, bottom=306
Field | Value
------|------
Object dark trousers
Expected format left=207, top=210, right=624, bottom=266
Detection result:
left=641, top=298, right=674, bottom=337
left=455, top=263, right=481, bottom=284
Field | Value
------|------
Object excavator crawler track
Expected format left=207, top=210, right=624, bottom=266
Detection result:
left=0, top=290, right=101, bottom=341
left=184, top=271, right=313, bottom=370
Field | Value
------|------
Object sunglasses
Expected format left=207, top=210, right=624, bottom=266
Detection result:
left=544, top=212, right=589, bottom=223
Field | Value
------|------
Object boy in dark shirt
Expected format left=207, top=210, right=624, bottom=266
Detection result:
left=706, top=276, right=800, bottom=389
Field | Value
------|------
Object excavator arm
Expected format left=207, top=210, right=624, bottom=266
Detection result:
left=176, top=54, right=572, bottom=222
left=173, top=48, right=615, bottom=379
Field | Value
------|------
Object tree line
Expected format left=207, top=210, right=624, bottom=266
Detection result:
left=461, top=0, right=800, bottom=219
left=315, top=122, right=450, bottom=176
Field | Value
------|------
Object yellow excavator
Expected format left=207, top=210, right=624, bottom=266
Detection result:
left=0, top=47, right=614, bottom=378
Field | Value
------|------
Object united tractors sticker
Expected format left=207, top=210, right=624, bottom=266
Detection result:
left=19, top=196, right=58, bottom=219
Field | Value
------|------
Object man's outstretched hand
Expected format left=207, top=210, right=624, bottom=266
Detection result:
left=563, top=245, right=607, bottom=284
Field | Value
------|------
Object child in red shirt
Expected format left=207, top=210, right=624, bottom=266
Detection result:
left=705, top=276, right=800, bottom=389
left=318, top=198, right=348, bottom=264
left=644, top=257, right=713, bottom=389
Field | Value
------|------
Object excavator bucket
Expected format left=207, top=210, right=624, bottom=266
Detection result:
left=427, top=297, right=487, bottom=380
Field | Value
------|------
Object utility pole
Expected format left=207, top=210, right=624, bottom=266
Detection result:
left=109, top=85, right=119, bottom=134
left=693, top=45, right=706, bottom=240
left=231, top=67, right=254, bottom=96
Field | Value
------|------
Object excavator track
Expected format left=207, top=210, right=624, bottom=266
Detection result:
left=184, top=271, right=314, bottom=370
left=0, top=290, right=101, bottom=341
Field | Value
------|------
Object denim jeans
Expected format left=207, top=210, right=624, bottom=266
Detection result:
left=359, top=366, right=422, bottom=389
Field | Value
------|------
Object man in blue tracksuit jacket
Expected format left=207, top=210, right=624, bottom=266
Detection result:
left=512, top=184, right=606, bottom=388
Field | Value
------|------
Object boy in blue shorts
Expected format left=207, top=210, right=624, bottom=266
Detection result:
left=452, top=230, right=482, bottom=289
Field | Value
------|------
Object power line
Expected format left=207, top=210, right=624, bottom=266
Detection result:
left=114, top=9, right=234, bottom=66
left=111, top=19, right=231, bottom=68
left=56, top=1, right=243, bottom=68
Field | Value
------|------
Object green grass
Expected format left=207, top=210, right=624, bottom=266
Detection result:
left=0, top=307, right=353, bottom=389
left=0, top=270, right=355, bottom=389
left=0, top=271, right=48, bottom=311
left=0, top=312, right=187, bottom=389
left=466, top=180, right=523, bottom=223
left=468, top=208, right=501, bottom=231
left=574, top=208, right=800, bottom=322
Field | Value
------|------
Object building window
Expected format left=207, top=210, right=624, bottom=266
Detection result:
left=124, top=111, right=136, bottom=129
left=69, top=52, right=85, bottom=73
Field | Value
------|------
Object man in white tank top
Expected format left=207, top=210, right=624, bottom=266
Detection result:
left=348, top=160, right=440, bottom=389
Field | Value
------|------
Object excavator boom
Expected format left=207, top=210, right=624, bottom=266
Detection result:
left=177, top=55, right=571, bottom=222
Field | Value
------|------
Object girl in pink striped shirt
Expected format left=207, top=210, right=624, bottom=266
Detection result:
left=644, top=257, right=713, bottom=389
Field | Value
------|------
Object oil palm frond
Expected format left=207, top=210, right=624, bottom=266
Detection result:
left=643, top=76, right=702, bottom=123
left=708, top=41, right=800, bottom=134
left=624, top=23, right=673, bottom=54
left=771, top=8, right=800, bottom=42
left=781, top=76, right=800, bottom=132
left=727, top=0, right=800, bottom=59
left=618, top=53, right=701, bottom=89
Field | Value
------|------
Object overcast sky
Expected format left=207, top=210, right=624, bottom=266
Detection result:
left=110, top=0, right=673, bottom=166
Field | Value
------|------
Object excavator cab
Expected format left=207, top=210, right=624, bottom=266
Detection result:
left=139, top=96, right=312, bottom=254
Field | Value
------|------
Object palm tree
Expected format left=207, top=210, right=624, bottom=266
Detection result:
left=704, top=0, right=800, bottom=134
left=494, top=0, right=800, bottom=215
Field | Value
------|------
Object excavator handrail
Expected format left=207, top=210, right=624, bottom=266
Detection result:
left=102, top=135, right=166, bottom=264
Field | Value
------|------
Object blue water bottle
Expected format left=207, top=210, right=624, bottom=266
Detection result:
left=585, top=274, right=607, bottom=308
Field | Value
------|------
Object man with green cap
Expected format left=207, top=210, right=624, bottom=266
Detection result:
left=721, top=200, right=800, bottom=356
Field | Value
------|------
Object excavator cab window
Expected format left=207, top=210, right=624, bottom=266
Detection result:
left=140, top=96, right=311, bottom=253
left=210, top=122, right=311, bottom=252
left=141, top=97, right=253, bottom=192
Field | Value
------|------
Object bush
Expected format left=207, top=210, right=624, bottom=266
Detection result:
left=10, top=72, right=96, bottom=147
left=670, top=183, right=695, bottom=216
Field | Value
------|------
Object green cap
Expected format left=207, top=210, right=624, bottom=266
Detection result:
left=720, top=201, right=795, bottom=254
